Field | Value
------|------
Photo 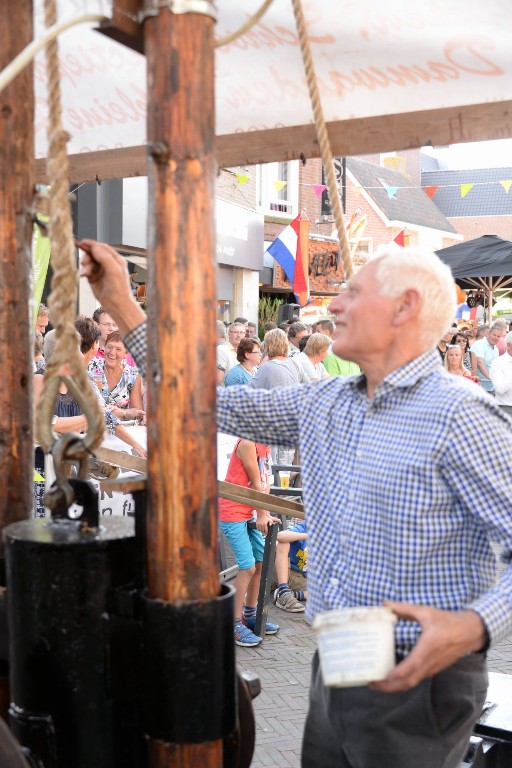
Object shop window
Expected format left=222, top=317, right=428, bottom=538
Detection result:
left=257, top=161, right=299, bottom=218
left=353, top=239, right=373, bottom=266
left=217, top=300, right=231, bottom=323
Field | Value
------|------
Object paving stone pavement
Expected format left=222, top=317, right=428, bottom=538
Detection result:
left=237, top=602, right=512, bottom=768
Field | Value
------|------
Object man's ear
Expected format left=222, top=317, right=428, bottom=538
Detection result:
left=392, top=289, right=421, bottom=327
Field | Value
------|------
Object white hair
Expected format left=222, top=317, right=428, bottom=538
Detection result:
left=371, top=245, right=456, bottom=350
left=505, top=331, right=512, bottom=345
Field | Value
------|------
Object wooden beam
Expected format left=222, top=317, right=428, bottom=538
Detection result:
left=35, top=99, right=512, bottom=183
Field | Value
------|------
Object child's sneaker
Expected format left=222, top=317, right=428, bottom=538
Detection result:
left=274, top=589, right=305, bottom=613
left=243, top=614, right=280, bottom=635
left=234, top=621, right=262, bottom=647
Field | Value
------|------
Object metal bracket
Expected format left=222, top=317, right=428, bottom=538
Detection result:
left=141, top=0, right=217, bottom=21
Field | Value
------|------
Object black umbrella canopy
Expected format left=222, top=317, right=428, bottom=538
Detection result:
left=436, top=235, right=512, bottom=280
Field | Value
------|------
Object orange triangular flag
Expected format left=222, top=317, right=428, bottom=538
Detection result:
left=236, top=174, right=250, bottom=185
left=273, top=180, right=287, bottom=193
left=499, top=180, right=512, bottom=193
left=393, top=230, right=406, bottom=247
left=460, top=183, right=474, bottom=199
left=423, top=185, right=439, bottom=199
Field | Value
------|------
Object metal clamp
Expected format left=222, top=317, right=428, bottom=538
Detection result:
left=141, top=0, right=217, bottom=21
left=44, top=434, right=100, bottom=528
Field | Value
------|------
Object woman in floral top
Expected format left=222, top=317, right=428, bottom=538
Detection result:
left=88, top=331, right=145, bottom=422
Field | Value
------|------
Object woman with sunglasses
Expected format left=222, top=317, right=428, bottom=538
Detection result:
left=224, top=337, right=262, bottom=386
left=451, top=332, right=472, bottom=369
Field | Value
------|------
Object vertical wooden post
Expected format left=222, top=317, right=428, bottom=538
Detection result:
left=0, top=3, right=34, bottom=541
left=144, top=4, right=221, bottom=765
left=0, top=0, right=34, bottom=723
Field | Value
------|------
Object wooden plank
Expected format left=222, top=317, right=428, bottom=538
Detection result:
left=98, top=0, right=144, bottom=54
left=94, top=445, right=147, bottom=473
left=100, top=476, right=147, bottom=493
left=218, top=481, right=305, bottom=519
left=35, top=99, right=512, bottom=183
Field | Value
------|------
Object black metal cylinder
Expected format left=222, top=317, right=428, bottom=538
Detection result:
left=4, top=516, right=140, bottom=768
left=142, top=583, right=236, bottom=744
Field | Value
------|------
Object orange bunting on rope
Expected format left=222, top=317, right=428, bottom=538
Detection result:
left=393, top=229, right=409, bottom=247
left=423, top=185, right=439, bottom=199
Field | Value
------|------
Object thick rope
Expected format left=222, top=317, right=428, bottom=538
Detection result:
left=215, top=0, right=274, bottom=47
left=0, top=14, right=108, bottom=95
left=291, top=0, right=353, bottom=279
left=36, top=0, right=104, bottom=453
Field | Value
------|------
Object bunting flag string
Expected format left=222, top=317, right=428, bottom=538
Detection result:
left=393, top=229, right=408, bottom=247
left=460, top=183, right=474, bottom=199
left=273, top=180, right=287, bottom=193
left=219, top=167, right=512, bottom=199
left=423, top=185, right=439, bottom=199
left=313, top=184, right=327, bottom=198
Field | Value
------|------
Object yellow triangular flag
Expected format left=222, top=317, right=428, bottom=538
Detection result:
left=353, top=186, right=363, bottom=197
left=273, top=180, right=287, bottom=193
left=460, top=183, right=474, bottom=199
left=500, top=180, right=512, bottom=193
left=236, top=174, right=250, bottom=186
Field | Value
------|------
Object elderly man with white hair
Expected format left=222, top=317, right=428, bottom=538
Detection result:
left=489, top=330, right=512, bottom=415
left=80, top=240, right=512, bottom=768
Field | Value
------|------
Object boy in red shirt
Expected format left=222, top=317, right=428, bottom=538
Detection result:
left=219, top=439, right=280, bottom=646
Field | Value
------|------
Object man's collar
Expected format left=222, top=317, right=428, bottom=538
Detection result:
left=380, top=349, right=441, bottom=390
left=345, top=349, right=441, bottom=396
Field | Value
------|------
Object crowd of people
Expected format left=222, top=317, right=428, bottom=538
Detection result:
left=33, top=302, right=147, bottom=516
left=436, top=319, right=512, bottom=411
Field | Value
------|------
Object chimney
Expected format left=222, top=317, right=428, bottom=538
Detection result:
left=383, top=155, right=409, bottom=178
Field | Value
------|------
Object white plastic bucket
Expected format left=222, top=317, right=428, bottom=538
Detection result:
left=312, top=606, right=397, bottom=687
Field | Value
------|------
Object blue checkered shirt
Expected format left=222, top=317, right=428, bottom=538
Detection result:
left=126, top=323, right=512, bottom=653
left=125, top=322, right=147, bottom=379
left=218, top=349, right=512, bottom=653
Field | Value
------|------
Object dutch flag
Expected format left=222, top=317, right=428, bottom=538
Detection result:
left=266, top=214, right=310, bottom=307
